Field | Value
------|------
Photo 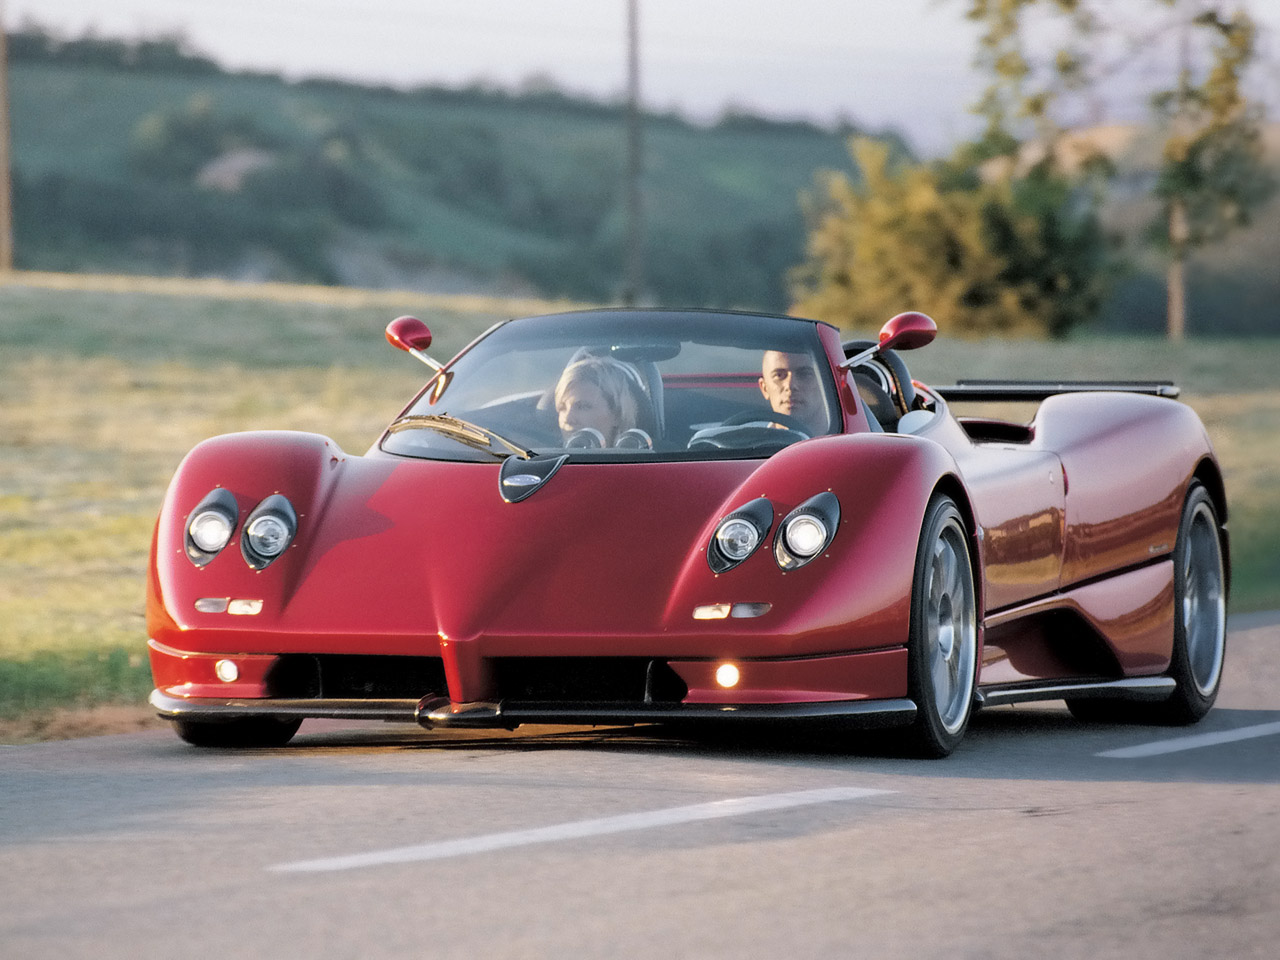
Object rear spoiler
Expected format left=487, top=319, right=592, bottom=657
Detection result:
left=933, top=380, right=1180, bottom=401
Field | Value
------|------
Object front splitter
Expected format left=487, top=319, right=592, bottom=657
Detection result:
left=150, top=689, right=918, bottom=730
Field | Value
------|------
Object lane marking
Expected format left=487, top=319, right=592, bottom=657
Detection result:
left=1097, top=720, right=1280, bottom=759
left=269, top=786, right=891, bottom=874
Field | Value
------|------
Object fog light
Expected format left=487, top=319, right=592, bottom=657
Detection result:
left=715, top=663, right=740, bottom=688
left=228, top=598, right=264, bottom=616
left=194, top=597, right=230, bottom=614
left=214, top=659, right=239, bottom=683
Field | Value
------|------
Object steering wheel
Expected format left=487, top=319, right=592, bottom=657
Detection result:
left=721, top=409, right=811, bottom=438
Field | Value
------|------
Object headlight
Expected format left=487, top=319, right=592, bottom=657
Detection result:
left=190, top=509, right=235, bottom=553
left=783, top=515, right=828, bottom=558
left=240, top=494, right=298, bottom=570
left=774, top=492, right=840, bottom=570
left=715, top=518, right=760, bottom=561
left=184, top=488, right=240, bottom=567
left=246, top=515, right=291, bottom=557
left=707, top=498, right=773, bottom=573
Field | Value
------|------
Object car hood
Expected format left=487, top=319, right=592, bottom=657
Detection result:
left=308, top=454, right=761, bottom=644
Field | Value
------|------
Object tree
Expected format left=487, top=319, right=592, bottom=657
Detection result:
left=956, top=0, right=1274, bottom=339
left=1150, top=3, right=1273, bottom=339
left=790, top=139, right=1111, bottom=337
left=791, top=1, right=1117, bottom=338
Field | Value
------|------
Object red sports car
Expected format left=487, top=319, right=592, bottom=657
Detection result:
left=147, top=308, right=1228, bottom=756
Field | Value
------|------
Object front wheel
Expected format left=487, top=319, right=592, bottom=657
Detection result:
left=173, top=717, right=302, bottom=748
left=902, top=495, right=978, bottom=758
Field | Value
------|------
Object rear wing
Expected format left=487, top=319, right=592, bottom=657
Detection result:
left=932, top=380, right=1180, bottom=401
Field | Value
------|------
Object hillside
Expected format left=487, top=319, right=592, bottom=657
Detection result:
left=8, top=28, right=1278, bottom=331
left=8, top=29, right=908, bottom=312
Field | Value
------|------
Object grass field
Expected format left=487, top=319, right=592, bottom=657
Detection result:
left=2, top=273, right=1277, bottom=737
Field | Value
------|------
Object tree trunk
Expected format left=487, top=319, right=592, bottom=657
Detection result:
left=1167, top=198, right=1189, bottom=341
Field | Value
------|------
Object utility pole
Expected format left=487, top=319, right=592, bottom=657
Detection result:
left=0, top=5, right=14, bottom=274
left=623, top=0, right=643, bottom=305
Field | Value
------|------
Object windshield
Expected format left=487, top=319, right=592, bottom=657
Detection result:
left=380, top=310, right=841, bottom=462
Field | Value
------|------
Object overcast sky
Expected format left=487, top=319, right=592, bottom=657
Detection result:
left=7, top=0, right=1280, bottom=156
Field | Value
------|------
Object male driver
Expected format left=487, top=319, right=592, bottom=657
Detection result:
left=759, top=350, right=827, bottom=436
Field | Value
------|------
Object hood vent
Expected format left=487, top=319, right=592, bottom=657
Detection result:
left=499, top=454, right=569, bottom=503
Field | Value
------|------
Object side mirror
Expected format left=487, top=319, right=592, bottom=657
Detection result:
left=878, top=311, right=937, bottom=352
left=386, top=316, right=433, bottom=353
left=385, top=316, right=444, bottom=371
left=840, top=311, right=937, bottom=371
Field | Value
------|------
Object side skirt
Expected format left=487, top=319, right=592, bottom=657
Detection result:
left=976, top=676, right=1175, bottom=709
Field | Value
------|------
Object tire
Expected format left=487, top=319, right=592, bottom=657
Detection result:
left=1066, top=482, right=1226, bottom=725
left=902, top=495, right=979, bottom=758
left=1159, top=483, right=1228, bottom=722
left=173, top=717, right=302, bottom=748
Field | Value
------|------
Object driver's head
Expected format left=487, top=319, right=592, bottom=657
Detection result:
left=759, top=350, right=825, bottom=435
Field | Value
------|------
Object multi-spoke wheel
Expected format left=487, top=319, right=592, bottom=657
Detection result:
left=1161, top=483, right=1227, bottom=722
left=173, top=717, right=302, bottom=748
left=1067, top=482, right=1227, bottom=725
left=904, top=495, right=978, bottom=757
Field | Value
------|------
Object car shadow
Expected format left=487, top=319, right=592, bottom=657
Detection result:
left=276, top=703, right=1280, bottom=786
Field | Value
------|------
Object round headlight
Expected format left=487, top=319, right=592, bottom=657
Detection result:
left=716, top=518, right=761, bottom=561
left=189, top=510, right=234, bottom=553
left=784, top=515, right=828, bottom=558
left=246, top=515, right=291, bottom=558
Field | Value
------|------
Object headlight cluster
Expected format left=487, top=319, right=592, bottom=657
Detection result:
left=707, top=492, right=840, bottom=573
left=185, top=488, right=298, bottom=570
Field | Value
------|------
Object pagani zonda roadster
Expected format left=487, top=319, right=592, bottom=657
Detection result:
left=148, top=308, right=1228, bottom=756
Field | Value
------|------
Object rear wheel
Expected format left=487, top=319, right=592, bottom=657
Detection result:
left=902, top=495, right=978, bottom=758
left=173, top=717, right=302, bottom=748
left=1066, top=482, right=1226, bottom=725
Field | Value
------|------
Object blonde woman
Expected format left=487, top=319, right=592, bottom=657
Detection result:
left=554, top=355, right=649, bottom=448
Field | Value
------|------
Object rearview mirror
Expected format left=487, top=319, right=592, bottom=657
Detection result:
left=878, top=311, right=936, bottom=352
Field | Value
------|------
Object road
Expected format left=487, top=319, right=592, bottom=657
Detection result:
left=3, top=613, right=1278, bottom=960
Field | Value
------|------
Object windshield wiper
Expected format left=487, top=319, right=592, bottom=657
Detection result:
left=387, top=414, right=537, bottom=460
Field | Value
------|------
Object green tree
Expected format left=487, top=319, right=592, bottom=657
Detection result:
left=791, top=1, right=1115, bottom=338
left=790, top=139, right=1111, bottom=337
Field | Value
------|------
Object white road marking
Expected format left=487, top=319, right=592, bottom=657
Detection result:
left=269, top=786, right=891, bottom=874
left=1097, top=721, right=1280, bottom=759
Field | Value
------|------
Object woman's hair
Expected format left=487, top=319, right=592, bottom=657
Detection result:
left=554, top=355, right=645, bottom=437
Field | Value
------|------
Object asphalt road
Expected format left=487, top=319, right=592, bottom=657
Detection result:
left=3, top=612, right=1278, bottom=960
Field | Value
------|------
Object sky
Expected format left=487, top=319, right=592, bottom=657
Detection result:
left=6, top=0, right=1280, bottom=156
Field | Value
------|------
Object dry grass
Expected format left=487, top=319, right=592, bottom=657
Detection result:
left=8, top=268, right=580, bottom=324
left=0, top=704, right=165, bottom=744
